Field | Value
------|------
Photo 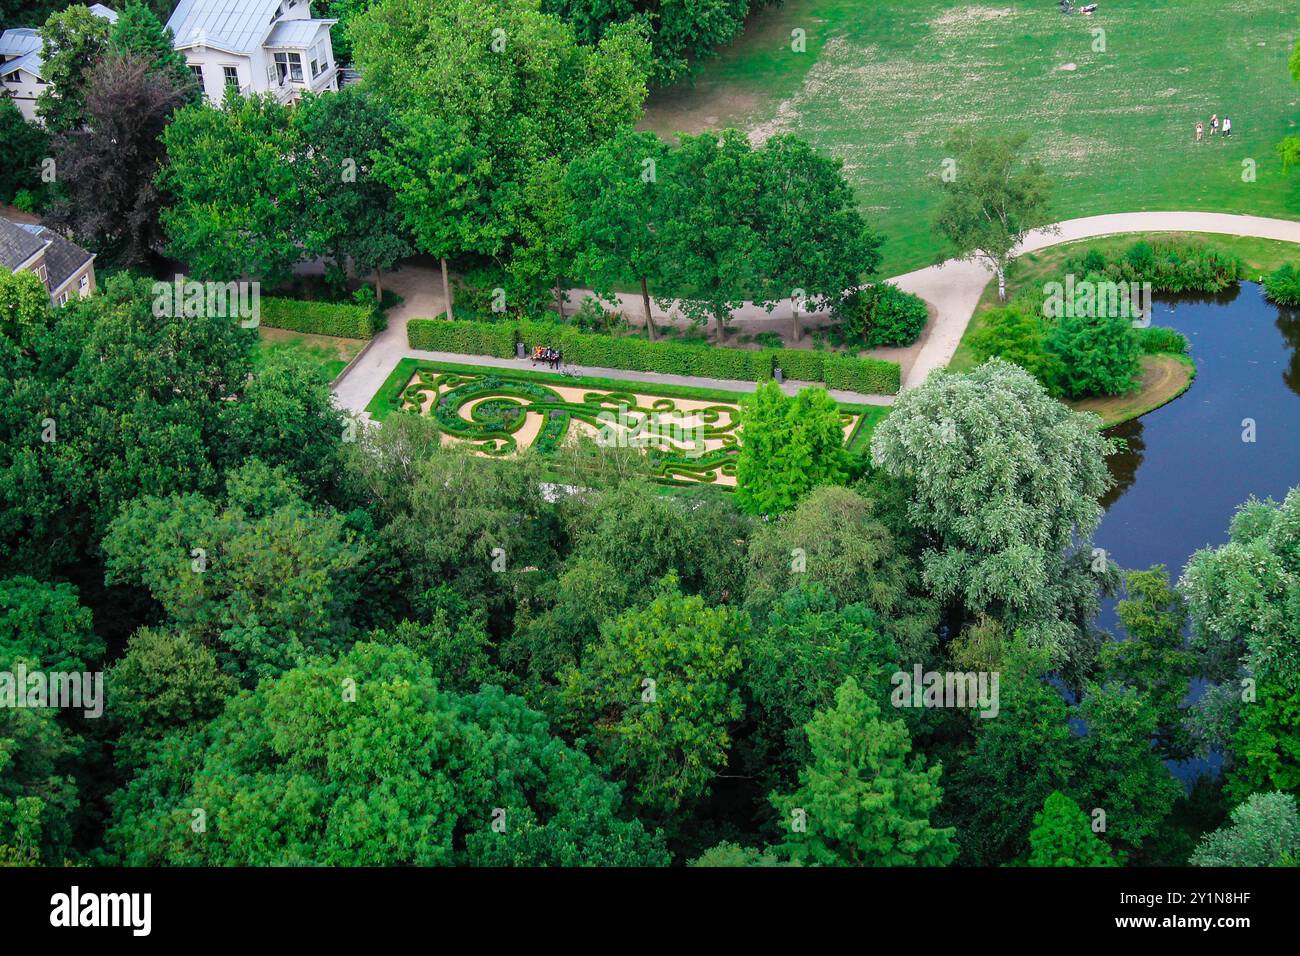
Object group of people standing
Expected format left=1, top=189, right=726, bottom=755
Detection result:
left=1195, top=113, right=1232, bottom=142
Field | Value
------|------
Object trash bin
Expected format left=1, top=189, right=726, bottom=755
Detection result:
left=773, top=366, right=784, bottom=384
left=516, top=342, right=526, bottom=359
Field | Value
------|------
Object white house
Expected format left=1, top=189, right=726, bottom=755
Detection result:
left=0, top=1, right=338, bottom=122
left=0, top=5, right=118, bottom=122
left=166, top=0, right=339, bottom=106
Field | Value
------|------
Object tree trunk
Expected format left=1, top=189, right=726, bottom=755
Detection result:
left=996, top=264, right=1007, bottom=302
left=715, top=312, right=725, bottom=345
left=373, top=267, right=383, bottom=299
left=554, top=283, right=565, bottom=320
left=790, top=301, right=801, bottom=344
left=440, top=257, right=454, bottom=320
left=640, top=276, right=655, bottom=340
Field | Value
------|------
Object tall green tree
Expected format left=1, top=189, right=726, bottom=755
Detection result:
left=108, top=0, right=200, bottom=104
left=756, top=134, right=880, bottom=342
left=1045, top=309, right=1142, bottom=399
left=0, top=100, right=50, bottom=205
left=1027, top=791, right=1116, bottom=867
left=735, top=382, right=850, bottom=517
left=933, top=128, right=1054, bottom=301
left=36, top=4, right=112, bottom=133
left=870, top=358, right=1116, bottom=675
left=559, top=576, right=746, bottom=818
left=1190, top=791, right=1300, bottom=866
left=771, top=676, right=957, bottom=866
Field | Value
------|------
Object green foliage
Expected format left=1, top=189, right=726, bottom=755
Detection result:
left=36, top=4, right=112, bottom=132
left=559, top=577, right=746, bottom=817
left=734, top=381, right=851, bottom=516
left=1064, top=238, right=1243, bottom=293
left=108, top=0, right=200, bottom=104
left=689, top=841, right=795, bottom=867
left=967, top=301, right=1063, bottom=392
left=1190, top=791, right=1300, bottom=866
left=0, top=100, right=50, bottom=205
left=106, top=642, right=666, bottom=865
left=0, top=269, right=56, bottom=350
left=1135, top=325, right=1190, bottom=354
left=1225, top=680, right=1300, bottom=803
left=103, top=628, right=238, bottom=772
left=1045, top=309, right=1143, bottom=399
left=0, top=576, right=102, bottom=672
left=822, top=351, right=902, bottom=393
left=258, top=296, right=377, bottom=339
left=835, top=283, right=929, bottom=347
left=408, top=317, right=518, bottom=356
left=1027, top=791, right=1116, bottom=867
left=1262, top=264, right=1300, bottom=306
left=102, top=459, right=372, bottom=682
left=870, top=359, right=1116, bottom=671
left=771, top=676, right=957, bottom=866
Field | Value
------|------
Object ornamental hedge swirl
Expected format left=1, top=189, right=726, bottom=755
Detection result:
left=259, top=296, right=377, bottom=338
left=405, top=317, right=901, bottom=394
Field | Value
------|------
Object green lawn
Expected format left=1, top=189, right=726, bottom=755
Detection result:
left=642, top=0, right=1300, bottom=276
left=254, top=328, right=365, bottom=382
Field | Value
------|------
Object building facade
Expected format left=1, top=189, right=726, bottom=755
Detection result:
left=0, top=217, right=97, bottom=306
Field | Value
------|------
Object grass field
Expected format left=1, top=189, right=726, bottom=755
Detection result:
left=254, top=328, right=365, bottom=382
left=642, top=0, right=1300, bottom=276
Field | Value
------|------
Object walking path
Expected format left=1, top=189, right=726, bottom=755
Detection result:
left=331, top=212, right=1300, bottom=414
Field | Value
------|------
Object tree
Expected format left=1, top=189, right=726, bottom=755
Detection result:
left=967, top=301, right=1063, bottom=392
left=102, top=459, right=372, bottom=682
left=933, top=129, right=1054, bottom=301
left=559, top=576, right=746, bottom=818
left=353, top=0, right=651, bottom=317
left=103, top=628, right=238, bottom=772
left=0, top=268, right=56, bottom=350
left=566, top=129, right=672, bottom=337
left=735, top=382, right=851, bottom=516
left=291, top=87, right=412, bottom=296
left=158, top=93, right=305, bottom=284
left=106, top=642, right=667, bottom=866
left=107, top=0, right=200, bottom=105
left=1045, top=308, right=1142, bottom=399
left=1278, top=31, right=1300, bottom=174
left=771, top=676, right=957, bottom=866
left=744, top=484, right=936, bottom=657
left=661, top=129, right=768, bottom=343
left=870, top=359, right=1116, bottom=674
left=756, top=134, right=880, bottom=342
left=1027, top=791, right=1116, bottom=867
left=1102, top=567, right=1195, bottom=760
left=36, top=4, right=112, bottom=133
left=0, top=576, right=102, bottom=672
left=1190, top=791, right=1300, bottom=867
left=48, top=53, right=192, bottom=265
left=0, top=100, right=50, bottom=205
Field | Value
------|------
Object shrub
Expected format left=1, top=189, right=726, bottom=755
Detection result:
left=1262, top=264, right=1300, bottom=306
left=408, top=317, right=516, bottom=357
left=1064, top=238, right=1243, bottom=294
left=1045, top=310, right=1142, bottom=399
left=1135, top=325, right=1189, bottom=354
left=259, top=296, right=375, bottom=338
left=823, top=353, right=901, bottom=394
left=832, top=283, right=929, bottom=347
left=968, top=301, right=1063, bottom=394
left=768, top=348, right=823, bottom=383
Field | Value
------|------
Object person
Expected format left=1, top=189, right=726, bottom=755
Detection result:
left=554, top=349, right=563, bottom=371
left=1210, top=114, right=1218, bottom=136
left=1223, top=116, right=1232, bottom=137
left=1195, top=121, right=1203, bottom=142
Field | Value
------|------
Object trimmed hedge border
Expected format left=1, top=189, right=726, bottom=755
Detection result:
left=406, top=317, right=900, bottom=394
left=260, top=296, right=376, bottom=339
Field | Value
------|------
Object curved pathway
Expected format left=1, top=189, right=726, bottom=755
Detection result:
left=332, top=212, right=1300, bottom=414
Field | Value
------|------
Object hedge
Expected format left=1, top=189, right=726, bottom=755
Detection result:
left=259, top=296, right=376, bottom=338
left=409, top=317, right=516, bottom=357
left=405, top=316, right=901, bottom=394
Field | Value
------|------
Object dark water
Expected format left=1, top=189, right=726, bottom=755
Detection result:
left=1091, top=282, right=1300, bottom=781
left=1096, top=282, right=1300, bottom=596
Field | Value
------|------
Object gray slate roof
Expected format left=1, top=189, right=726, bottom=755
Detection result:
left=166, top=0, right=283, bottom=53
left=16, top=222, right=94, bottom=292
left=0, top=217, right=46, bottom=270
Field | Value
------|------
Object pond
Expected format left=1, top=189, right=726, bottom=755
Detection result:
left=1093, top=281, right=1299, bottom=779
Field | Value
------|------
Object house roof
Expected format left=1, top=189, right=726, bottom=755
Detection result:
left=13, top=222, right=95, bottom=292
left=166, top=0, right=284, bottom=54
left=88, top=4, right=120, bottom=21
left=0, top=217, right=47, bottom=271
left=1, top=49, right=44, bottom=80
left=263, top=18, right=334, bottom=49
left=0, top=28, right=41, bottom=59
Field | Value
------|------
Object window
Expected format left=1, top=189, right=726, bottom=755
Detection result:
left=56, top=291, right=69, bottom=307
left=35, top=264, right=48, bottom=288
left=222, top=65, right=239, bottom=87
left=189, top=64, right=204, bottom=84
left=78, top=274, right=90, bottom=296
left=3, top=72, right=18, bottom=83
left=309, top=41, right=327, bottom=79
left=273, top=51, right=303, bottom=83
